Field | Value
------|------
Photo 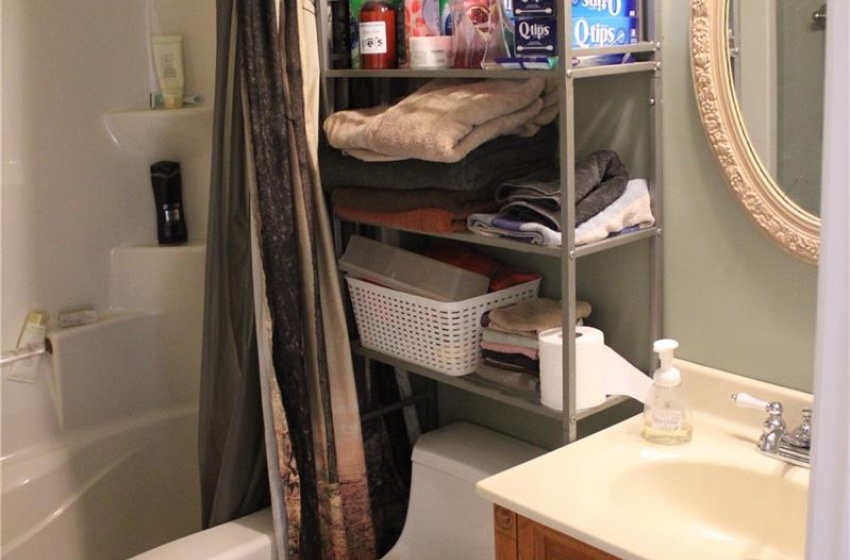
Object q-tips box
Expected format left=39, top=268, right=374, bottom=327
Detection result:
left=513, top=0, right=637, bottom=18
left=514, top=15, right=639, bottom=55
left=571, top=0, right=637, bottom=17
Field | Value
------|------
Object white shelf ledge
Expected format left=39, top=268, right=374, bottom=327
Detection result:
left=102, top=105, right=213, bottom=160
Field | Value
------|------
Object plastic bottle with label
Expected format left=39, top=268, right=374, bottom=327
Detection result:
left=641, top=339, right=693, bottom=445
left=359, top=0, right=398, bottom=69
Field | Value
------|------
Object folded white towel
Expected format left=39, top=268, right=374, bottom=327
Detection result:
left=574, top=178, right=654, bottom=245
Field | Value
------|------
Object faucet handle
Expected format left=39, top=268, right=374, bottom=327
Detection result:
left=732, top=392, right=783, bottom=415
left=783, top=408, right=812, bottom=449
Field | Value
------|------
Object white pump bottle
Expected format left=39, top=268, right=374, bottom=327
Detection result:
left=641, top=339, right=693, bottom=445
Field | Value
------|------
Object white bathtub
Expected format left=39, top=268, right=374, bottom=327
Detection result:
left=1, top=313, right=203, bottom=560
left=129, top=508, right=276, bottom=560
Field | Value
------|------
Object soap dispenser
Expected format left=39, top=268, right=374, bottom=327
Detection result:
left=642, top=339, right=692, bottom=445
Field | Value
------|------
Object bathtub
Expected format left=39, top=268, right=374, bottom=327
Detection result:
left=1, top=312, right=203, bottom=560
left=130, top=508, right=276, bottom=560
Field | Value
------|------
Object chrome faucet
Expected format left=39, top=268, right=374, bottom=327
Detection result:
left=732, top=392, right=812, bottom=468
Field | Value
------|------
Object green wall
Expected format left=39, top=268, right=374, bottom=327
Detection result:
left=439, top=1, right=818, bottom=447
left=661, top=0, right=817, bottom=392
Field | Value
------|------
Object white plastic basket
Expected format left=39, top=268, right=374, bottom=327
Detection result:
left=345, top=276, right=540, bottom=376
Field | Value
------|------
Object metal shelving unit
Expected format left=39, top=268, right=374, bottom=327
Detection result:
left=318, top=0, right=663, bottom=446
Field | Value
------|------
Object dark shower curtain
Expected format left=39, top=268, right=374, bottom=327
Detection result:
left=200, top=0, right=392, bottom=558
left=199, top=0, right=270, bottom=530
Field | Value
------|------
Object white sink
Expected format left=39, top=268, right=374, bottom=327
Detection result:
left=476, top=359, right=812, bottom=560
left=612, top=460, right=807, bottom=559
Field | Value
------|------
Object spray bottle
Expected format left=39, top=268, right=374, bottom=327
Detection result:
left=641, top=339, right=692, bottom=445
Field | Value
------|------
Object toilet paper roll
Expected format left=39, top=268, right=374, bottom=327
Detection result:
left=538, top=326, right=607, bottom=411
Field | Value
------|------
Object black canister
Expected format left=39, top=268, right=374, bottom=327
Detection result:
left=150, top=161, right=188, bottom=246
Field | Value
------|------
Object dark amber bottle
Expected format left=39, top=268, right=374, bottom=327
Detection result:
left=359, top=1, right=398, bottom=69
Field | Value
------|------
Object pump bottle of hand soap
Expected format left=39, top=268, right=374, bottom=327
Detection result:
left=642, top=339, right=692, bottom=445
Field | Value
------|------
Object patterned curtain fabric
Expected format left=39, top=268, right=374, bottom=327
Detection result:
left=238, top=0, right=376, bottom=557
left=205, top=0, right=415, bottom=556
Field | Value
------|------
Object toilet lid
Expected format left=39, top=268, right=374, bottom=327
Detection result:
left=411, top=422, right=545, bottom=483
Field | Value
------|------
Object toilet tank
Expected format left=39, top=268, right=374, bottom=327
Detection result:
left=382, top=423, right=545, bottom=560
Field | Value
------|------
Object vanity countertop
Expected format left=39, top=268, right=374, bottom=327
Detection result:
left=475, top=359, right=812, bottom=560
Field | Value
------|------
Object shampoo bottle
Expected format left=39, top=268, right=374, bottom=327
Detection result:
left=359, top=0, right=398, bottom=69
left=150, top=161, right=188, bottom=246
left=642, top=339, right=692, bottom=445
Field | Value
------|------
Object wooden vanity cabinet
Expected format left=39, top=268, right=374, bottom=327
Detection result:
left=494, top=505, right=622, bottom=560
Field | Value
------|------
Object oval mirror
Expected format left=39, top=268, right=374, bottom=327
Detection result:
left=690, top=0, right=821, bottom=264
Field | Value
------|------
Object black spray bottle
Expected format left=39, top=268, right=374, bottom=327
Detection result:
left=150, top=161, right=188, bottom=246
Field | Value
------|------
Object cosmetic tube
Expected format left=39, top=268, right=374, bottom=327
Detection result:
left=151, top=35, right=185, bottom=109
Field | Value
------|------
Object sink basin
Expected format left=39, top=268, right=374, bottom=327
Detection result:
left=609, top=460, right=808, bottom=559
left=476, top=359, right=812, bottom=560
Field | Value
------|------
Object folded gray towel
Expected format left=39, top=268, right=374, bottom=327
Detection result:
left=574, top=150, right=630, bottom=222
left=492, top=150, right=630, bottom=228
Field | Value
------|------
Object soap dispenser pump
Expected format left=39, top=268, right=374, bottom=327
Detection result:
left=642, top=339, right=692, bottom=445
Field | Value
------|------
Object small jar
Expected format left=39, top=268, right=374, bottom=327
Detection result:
left=359, top=0, right=398, bottom=69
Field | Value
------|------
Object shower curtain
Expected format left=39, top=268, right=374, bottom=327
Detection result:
left=199, top=0, right=270, bottom=530
left=201, top=0, right=396, bottom=557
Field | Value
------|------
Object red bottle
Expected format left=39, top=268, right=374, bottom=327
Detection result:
left=359, top=1, right=398, bottom=69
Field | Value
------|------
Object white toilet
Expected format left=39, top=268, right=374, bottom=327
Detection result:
left=130, top=422, right=544, bottom=560
left=381, top=422, right=546, bottom=560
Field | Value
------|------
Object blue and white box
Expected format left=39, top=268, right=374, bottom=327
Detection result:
left=514, top=0, right=636, bottom=17
left=570, top=0, right=637, bottom=18
left=572, top=16, right=639, bottom=48
left=514, top=17, right=557, bottom=55
left=513, top=0, right=554, bottom=17
left=514, top=15, right=638, bottom=54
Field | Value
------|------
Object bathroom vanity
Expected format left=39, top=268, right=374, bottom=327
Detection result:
left=477, top=360, right=812, bottom=560
left=494, top=505, right=619, bottom=560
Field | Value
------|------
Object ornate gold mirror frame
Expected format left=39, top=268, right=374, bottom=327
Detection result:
left=690, top=0, right=820, bottom=264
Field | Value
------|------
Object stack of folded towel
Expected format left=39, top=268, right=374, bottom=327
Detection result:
left=321, top=124, right=558, bottom=234
left=320, top=78, right=560, bottom=234
left=477, top=298, right=592, bottom=394
left=467, top=150, right=655, bottom=246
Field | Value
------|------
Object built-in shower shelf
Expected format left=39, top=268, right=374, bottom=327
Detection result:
left=102, top=105, right=213, bottom=160
left=109, top=243, right=207, bottom=314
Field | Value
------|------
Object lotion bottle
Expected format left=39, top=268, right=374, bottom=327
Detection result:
left=642, top=339, right=692, bottom=445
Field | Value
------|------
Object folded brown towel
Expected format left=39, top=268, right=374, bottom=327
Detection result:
left=515, top=76, right=560, bottom=137
left=482, top=328, right=539, bottom=349
left=333, top=201, right=496, bottom=233
left=487, top=298, right=592, bottom=334
left=323, top=78, right=551, bottom=163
